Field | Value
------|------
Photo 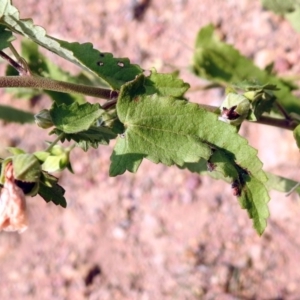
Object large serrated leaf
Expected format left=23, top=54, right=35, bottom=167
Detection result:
left=112, top=74, right=270, bottom=234
left=0, top=0, right=142, bottom=89
left=192, top=24, right=300, bottom=114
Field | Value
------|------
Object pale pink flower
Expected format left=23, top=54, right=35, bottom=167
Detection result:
left=0, top=162, right=27, bottom=233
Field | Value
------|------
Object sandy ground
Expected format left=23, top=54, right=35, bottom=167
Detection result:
left=1, top=0, right=300, bottom=299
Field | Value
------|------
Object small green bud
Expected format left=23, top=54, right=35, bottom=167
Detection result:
left=219, top=93, right=250, bottom=126
left=42, top=145, right=72, bottom=173
left=34, top=109, right=54, bottom=129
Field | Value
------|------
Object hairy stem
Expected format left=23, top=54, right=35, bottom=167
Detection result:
left=0, top=76, right=118, bottom=100
left=45, top=133, right=65, bottom=152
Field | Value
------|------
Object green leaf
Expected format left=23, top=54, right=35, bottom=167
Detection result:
left=0, top=0, right=142, bottom=89
left=238, top=173, right=270, bottom=235
left=286, top=7, right=300, bottom=32
left=113, top=74, right=270, bottom=234
left=192, top=24, right=300, bottom=114
left=0, top=104, right=34, bottom=123
left=38, top=172, right=66, bottom=207
left=113, top=74, right=212, bottom=171
left=34, top=151, right=50, bottom=162
left=113, top=75, right=267, bottom=181
left=261, top=0, right=299, bottom=14
left=0, top=24, right=15, bottom=50
left=54, top=39, right=143, bottom=89
left=12, top=154, right=41, bottom=182
left=182, top=149, right=270, bottom=235
left=109, top=137, right=145, bottom=176
left=261, top=0, right=300, bottom=32
left=51, top=126, right=117, bottom=151
left=144, top=69, right=190, bottom=97
left=265, top=172, right=300, bottom=195
left=50, top=102, right=103, bottom=133
left=6, top=147, right=26, bottom=155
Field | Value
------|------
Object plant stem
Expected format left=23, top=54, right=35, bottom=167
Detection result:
left=0, top=76, right=118, bottom=100
left=0, top=50, right=27, bottom=75
left=274, top=101, right=293, bottom=121
left=45, top=133, right=65, bottom=152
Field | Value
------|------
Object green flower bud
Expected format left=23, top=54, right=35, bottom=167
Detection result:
left=42, top=145, right=73, bottom=173
left=219, top=93, right=250, bottom=126
left=34, top=109, right=54, bottom=129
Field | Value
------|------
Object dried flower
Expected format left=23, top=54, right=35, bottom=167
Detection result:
left=0, top=162, right=27, bottom=233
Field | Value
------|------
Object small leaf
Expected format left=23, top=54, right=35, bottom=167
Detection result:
left=50, top=102, right=103, bottom=133
left=239, top=174, right=270, bottom=235
left=38, top=172, right=66, bottom=208
left=51, top=126, right=117, bottom=151
left=261, top=0, right=297, bottom=14
left=265, top=172, right=300, bottom=195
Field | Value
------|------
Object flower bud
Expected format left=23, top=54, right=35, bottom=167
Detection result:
left=34, top=109, right=54, bottom=129
left=219, top=93, right=250, bottom=126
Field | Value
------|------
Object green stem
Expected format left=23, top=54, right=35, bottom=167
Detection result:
left=45, top=133, right=65, bottom=152
left=9, top=44, right=22, bottom=62
left=0, top=76, right=118, bottom=100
